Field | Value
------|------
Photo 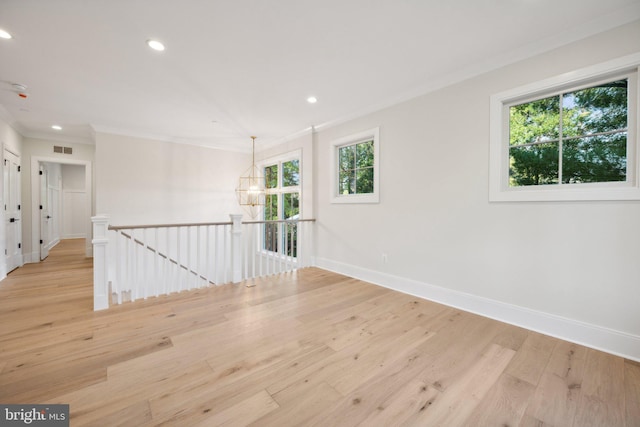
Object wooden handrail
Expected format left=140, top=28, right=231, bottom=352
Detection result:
left=109, top=218, right=316, bottom=231
left=109, top=221, right=232, bottom=231
left=241, top=219, right=316, bottom=225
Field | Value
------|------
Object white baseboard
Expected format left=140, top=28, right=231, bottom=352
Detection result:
left=63, top=234, right=86, bottom=239
left=45, top=238, right=60, bottom=252
left=23, top=251, right=40, bottom=264
left=314, top=257, right=640, bottom=362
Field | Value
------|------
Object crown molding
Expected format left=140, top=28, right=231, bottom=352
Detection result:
left=20, top=130, right=95, bottom=146
left=312, top=8, right=640, bottom=135
left=91, top=124, right=255, bottom=153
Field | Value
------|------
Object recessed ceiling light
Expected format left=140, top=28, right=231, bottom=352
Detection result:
left=147, top=39, right=165, bottom=51
left=52, top=125, right=62, bottom=130
left=0, top=29, right=12, bottom=39
left=307, top=96, right=317, bottom=104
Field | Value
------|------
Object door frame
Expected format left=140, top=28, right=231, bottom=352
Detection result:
left=30, top=157, right=93, bottom=260
left=39, top=162, right=61, bottom=261
left=3, top=148, right=23, bottom=275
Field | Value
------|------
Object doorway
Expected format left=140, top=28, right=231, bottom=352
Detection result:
left=31, top=157, right=93, bottom=262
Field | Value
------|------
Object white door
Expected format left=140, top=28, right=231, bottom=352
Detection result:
left=40, top=164, right=50, bottom=260
left=4, top=150, right=22, bottom=272
left=50, top=180, right=61, bottom=245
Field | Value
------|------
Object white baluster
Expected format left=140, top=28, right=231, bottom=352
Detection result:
left=91, top=215, right=110, bottom=311
left=230, top=214, right=242, bottom=283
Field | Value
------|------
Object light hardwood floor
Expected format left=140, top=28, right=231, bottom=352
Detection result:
left=0, top=239, right=638, bottom=426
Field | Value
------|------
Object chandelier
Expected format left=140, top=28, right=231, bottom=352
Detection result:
left=235, top=136, right=265, bottom=218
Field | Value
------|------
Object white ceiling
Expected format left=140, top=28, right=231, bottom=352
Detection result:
left=1, top=0, right=639, bottom=152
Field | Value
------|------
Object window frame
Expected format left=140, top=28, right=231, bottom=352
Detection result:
left=330, top=127, right=380, bottom=204
left=489, top=53, right=640, bottom=202
left=258, top=150, right=301, bottom=257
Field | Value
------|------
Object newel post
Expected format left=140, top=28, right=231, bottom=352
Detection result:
left=92, top=215, right=110, bottom=311
left=230, top=214, right=243, bottom=283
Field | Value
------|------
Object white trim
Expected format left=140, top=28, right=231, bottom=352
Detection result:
left=62, top=233, right=87, bottom=239
left=490, top=52, right=640, bottom=202
left=258, top=149, right=303, bottom=171
left=315, top=256, right=640, bottom=362
left=257, top=149, right=303, bottom=257
left=44, top=237, right=60, bottom=253
left=258, top=149, right=303, bottom=215
left=330, top=127, right=380, bottom=204
left=23, top=251, right=39, bottom=264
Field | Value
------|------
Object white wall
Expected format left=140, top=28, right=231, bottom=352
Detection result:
left=62, top=164, right=86, bottom=190
left=95, top=132, right=250, bottom=225
left=61, top=164, right=87, bottom=239
left=313, top=20, right=640, bottom=360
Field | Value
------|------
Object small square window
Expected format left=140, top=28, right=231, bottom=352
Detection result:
left=330, top=127, right=380, bottom=203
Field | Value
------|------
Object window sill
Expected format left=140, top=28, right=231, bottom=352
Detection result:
left=489, top=183, right=640, bottom=202
left=331, top=193, right=380, bottom=204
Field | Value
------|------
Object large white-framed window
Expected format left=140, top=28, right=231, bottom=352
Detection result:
left=260, top=150, right=301, bottom=257
left=330, top=127, right=380, bottom=203
left=489, top=53, right=640, bottom=201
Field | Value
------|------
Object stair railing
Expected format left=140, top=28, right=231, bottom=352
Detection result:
left=91, top=214, right=315, bottom=310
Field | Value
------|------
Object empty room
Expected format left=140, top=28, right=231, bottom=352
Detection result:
left=0, top=1, right=639, bottom=426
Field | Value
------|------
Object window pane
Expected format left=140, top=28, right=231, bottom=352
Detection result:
left=264, top=194, right=278, bottom=252
left=355, top=167, right=374, bottom=194
left=339, top=145, right=356, bottom=172
left=356, top=140, right=374, bottom=168
left=510, top=95, right=560, bottom=146
left=265, top=164, right=278, bottom=189
left=339, top=170, right=355, bottom=195
left=509, top=142, right=559, bottom=186
left=265, top=194, right=278, bottom=220
left=283, top=192, right=300, bottom=219
left=283, top=159, right=300, bottom=187
left=563, top=79, right=628, bottom=138
left=562, top=133, right=627, bottom=184
left=283, top=192, right=300, bottom=258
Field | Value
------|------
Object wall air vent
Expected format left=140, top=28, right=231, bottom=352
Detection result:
left=53, top=146, right=73, bottom=155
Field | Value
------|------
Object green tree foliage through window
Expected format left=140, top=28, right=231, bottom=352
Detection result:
left=263, top=157, right=300, bottom=256
left=509, top=79, right=628, bottom=186
left=265, top=165, right=278, bottom=189
left=338, top=140, right=374, bottom=194
left=283, top=159, right=300, bottom=187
